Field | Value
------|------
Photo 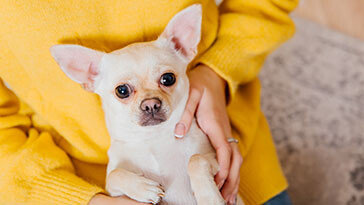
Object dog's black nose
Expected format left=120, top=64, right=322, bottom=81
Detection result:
left=140, top=98, right=162, bottom=114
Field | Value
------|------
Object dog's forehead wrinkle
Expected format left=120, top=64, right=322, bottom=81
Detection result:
left=106, top=42, right=183, bottom=74
left=97, top=41, right=187, bottom=99
left=126, top=42, right=182, bottom=67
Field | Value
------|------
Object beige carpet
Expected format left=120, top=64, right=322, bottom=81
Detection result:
left=260, top=17, right=364, bottom=205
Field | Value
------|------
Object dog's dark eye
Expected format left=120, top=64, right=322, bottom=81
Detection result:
left=115, top=84, right=132, bottom=99
left=160, top=73, right=176, bottom=87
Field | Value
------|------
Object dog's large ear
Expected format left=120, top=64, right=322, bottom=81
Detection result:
left=158, top=4, right=202, bottom=62
left=50, top=45, right=105, bottom=92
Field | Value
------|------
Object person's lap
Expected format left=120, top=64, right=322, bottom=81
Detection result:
left=263, top=191, right=292, bottom=205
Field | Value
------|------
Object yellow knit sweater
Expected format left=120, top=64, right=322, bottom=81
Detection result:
left=0, top=0, right=297, bottom=204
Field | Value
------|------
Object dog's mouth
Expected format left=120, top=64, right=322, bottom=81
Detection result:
left=139, top=112, right=167, bottom=126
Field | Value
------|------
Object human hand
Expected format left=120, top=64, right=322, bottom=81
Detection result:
left=88, top=193, right=147, bottom=205
left=174, top=64, right=243, bottom=204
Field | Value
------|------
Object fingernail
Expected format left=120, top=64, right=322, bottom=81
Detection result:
left=174, top=123, right=185, bottom=138
left=229, top=195, right=237, bottom=205
left=175, top=134, right=184, bottom=138
left=225, top=194, right=231, bottom=203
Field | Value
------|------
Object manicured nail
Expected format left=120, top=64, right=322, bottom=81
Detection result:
left=225, top=194, right=231, bottom=203
left=229, top=195, right=237, bottom=205
left=174, top=123, right=185, bottom=138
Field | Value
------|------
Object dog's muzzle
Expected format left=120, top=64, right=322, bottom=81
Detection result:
left=139, top=98, right=167, bottom=126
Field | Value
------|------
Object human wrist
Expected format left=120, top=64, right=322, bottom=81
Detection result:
left=197, top=64, right=228, bottom=102
left=197, top=64, right=226, bottom=89
left=88, top=193, right=110, bottom=205
left=88, top=193, right=147, bottom=205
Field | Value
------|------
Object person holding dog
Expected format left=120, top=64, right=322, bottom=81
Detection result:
left=0, top=0, right=297, bottom=204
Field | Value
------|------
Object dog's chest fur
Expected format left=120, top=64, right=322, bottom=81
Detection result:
left=107, top=120, right=215, bottom=205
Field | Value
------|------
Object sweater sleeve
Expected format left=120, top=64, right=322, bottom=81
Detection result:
left=196, top=0, right=298, bottom=99
left=0, top=80, right=103, bottom=205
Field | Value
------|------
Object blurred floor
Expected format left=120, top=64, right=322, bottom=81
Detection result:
left=260, top=17, right=364, bottom=205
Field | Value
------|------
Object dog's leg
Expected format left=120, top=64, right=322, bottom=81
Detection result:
left=106, top=168, right=164, bottom=204
left=188, top=153, right=225, bottom=205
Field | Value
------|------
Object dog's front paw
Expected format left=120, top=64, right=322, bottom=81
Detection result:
left=106, top=169, right=165, bottom=204
left=127, top=175, right=165, bottom=204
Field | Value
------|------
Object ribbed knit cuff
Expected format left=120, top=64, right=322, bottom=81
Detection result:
left=239, top=165, right=288, bottom=205
left=29, top=169, right=104, bottom=205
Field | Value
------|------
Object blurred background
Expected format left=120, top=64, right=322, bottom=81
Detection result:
left=260, top=0, right=364, bottom=204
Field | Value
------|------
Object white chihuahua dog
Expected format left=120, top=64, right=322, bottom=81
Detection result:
left=51, top=4, right=243, bottom=205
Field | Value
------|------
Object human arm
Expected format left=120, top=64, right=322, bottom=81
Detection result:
left=0, top=79, right=102, bottom=205
left=175, top=0, right=298, bottom=203
left=198, top=0, right=298, bottom=99
left=89, top=194, right=147, bottom=205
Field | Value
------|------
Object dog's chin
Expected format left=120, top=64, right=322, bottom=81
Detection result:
left=139, top=114, right=167, bottom=126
